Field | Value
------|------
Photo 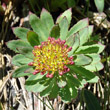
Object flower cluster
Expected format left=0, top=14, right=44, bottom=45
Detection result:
left=28, top=37, right=74, bottom=78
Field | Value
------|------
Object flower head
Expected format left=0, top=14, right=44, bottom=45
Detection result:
left=28, top=37, right=74, bottom=78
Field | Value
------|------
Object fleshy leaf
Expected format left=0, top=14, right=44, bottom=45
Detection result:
left=29, top=14, right=49, bottom=42
left=25, top=73, right=47, bottom=92
left=88, top=26, right=94, bottom=38
left=75, top=44, right=105, bottom=54
left=49, top=79, right=59, bottom=98
left=68, top=65, right=96, bottom=81
left=79, top=27, right=89, bottom=46
left=84, top=54, right=104, bottom=71
left=67, top=33, right=80, bottom=56
left=67, top=78, right=78, bottom=99
left=17, top=47, right=33, bottom=59
left=59, top=85, right=71, bottom=103
left=94, top=0, right=104, bottom=12
left=12, top=54, right=33, bottom=67
left=57, top=77, right=67, bottom=88
left=66, top=73, right=81, bottom=87
left=66, top=34, right=75, bottom=47
left=40, top=77, right=56, bottom=97
left=12, top=65, right=32, bottom=78
left=13, top=27, right=29, bottom=41
left=87, top=76, right=99, bottom=83
left=40, top=8, right=54, bottom=33
left=67, top=18, right=89, bottom=38
left=7, top=40, right=32, bottom=53
left=79, top=26, right=93, bottom=46
left=27, top=31, right=40, bottom=47
left=49, top=25, right=60, bottom=39
left=83, top=89, right=101, bottom=110
left=56, top=8, right=72, bottom=25
left=74, top=54, right=92, bottom=66
left=59, top=17, right=68, bottom=40
left=75, top=46, right=99, bottom=54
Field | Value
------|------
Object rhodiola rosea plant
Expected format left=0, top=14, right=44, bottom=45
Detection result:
left=7, top=8, right=104, bottom=103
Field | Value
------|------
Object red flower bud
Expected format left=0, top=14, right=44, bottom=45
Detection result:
left=28, top=62, right=34, bottom=66
left=34, top=46, right=38, bottom=49
left=46, top=73, right=49, bottom=78
left=69, top=56, right=73, bottom=60
left=49, top=74, right=54, bottom=78
left=62, top=40, right=66, bottom=45
left=68, top=47, right=72, bottom=52
left=40, top=71, right=45, bottom=75
left=59, top=71, right=64, bottom=75
left=33, top=70, right=39, bottom=75
left=69, top=61, right=74, bottom=65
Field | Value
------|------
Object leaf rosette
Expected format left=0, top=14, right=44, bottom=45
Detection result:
left=7, top=8, right=104, bottom=103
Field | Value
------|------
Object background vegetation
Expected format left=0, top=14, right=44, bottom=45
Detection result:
left=0, top=0, right=110, bottom=110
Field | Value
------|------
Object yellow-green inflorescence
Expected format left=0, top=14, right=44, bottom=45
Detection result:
left=28, top=37, right=74, bottom=78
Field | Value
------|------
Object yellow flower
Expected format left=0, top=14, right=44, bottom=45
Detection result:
left=28, top=37, right=74, bottom=78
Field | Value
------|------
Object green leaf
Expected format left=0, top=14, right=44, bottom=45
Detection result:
left=56, top=8, right=72, bottom=25
left=75, top=44, right=105, bottom=54
left=57, top=77, right=67, bottom=88
left=7, top=40, right=32, bottom=53
left=67, top=34, right=80, bottom=56
left=67, top=78, right=78, bottom=99
left=75, top=46, right=99, bottom=54
left=13, top=27, right=29, bottom=41
left=66, top=73, right=81, bottom=87
left=12, top=54, right=33, bottom=67
left=49, top=25, right=60, bottom=39
left=79, top=26, right=93, bottom=45
left=67, top=18, right=89, bottom=38
left=49, top=79, right=59, bottom=98
left=12, top=65, right=32, bottom=78
left=27, top=31, right=40, bottom=47
left=74, top=54, right=92, bottom=66
left=79, top=27, right=89, bottom=46
left=68, top=65, right=96, bottom=80
left=59, top=17, right=68, bottom=40
left=84, top=54, right=104, bottom=71
left=25, top=73, right=47, bottom=92
left=88, top=25, right=94, bottom=37
left=59, top=85, right=71, bottom=103
left=83, top=89, right=101, bottom=110
left=87, top=76, right=99, bottom=83
left=94, top=0, right=104, bottom=12
left=40, top=8, right=54, bottom=33
left=40, top=77, right=56, bottom=97
left=66, top=34, right=75, bottom=47
left=17, top=47, right=33, bottom=59
left=29, top=14, right=49, bottom=42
